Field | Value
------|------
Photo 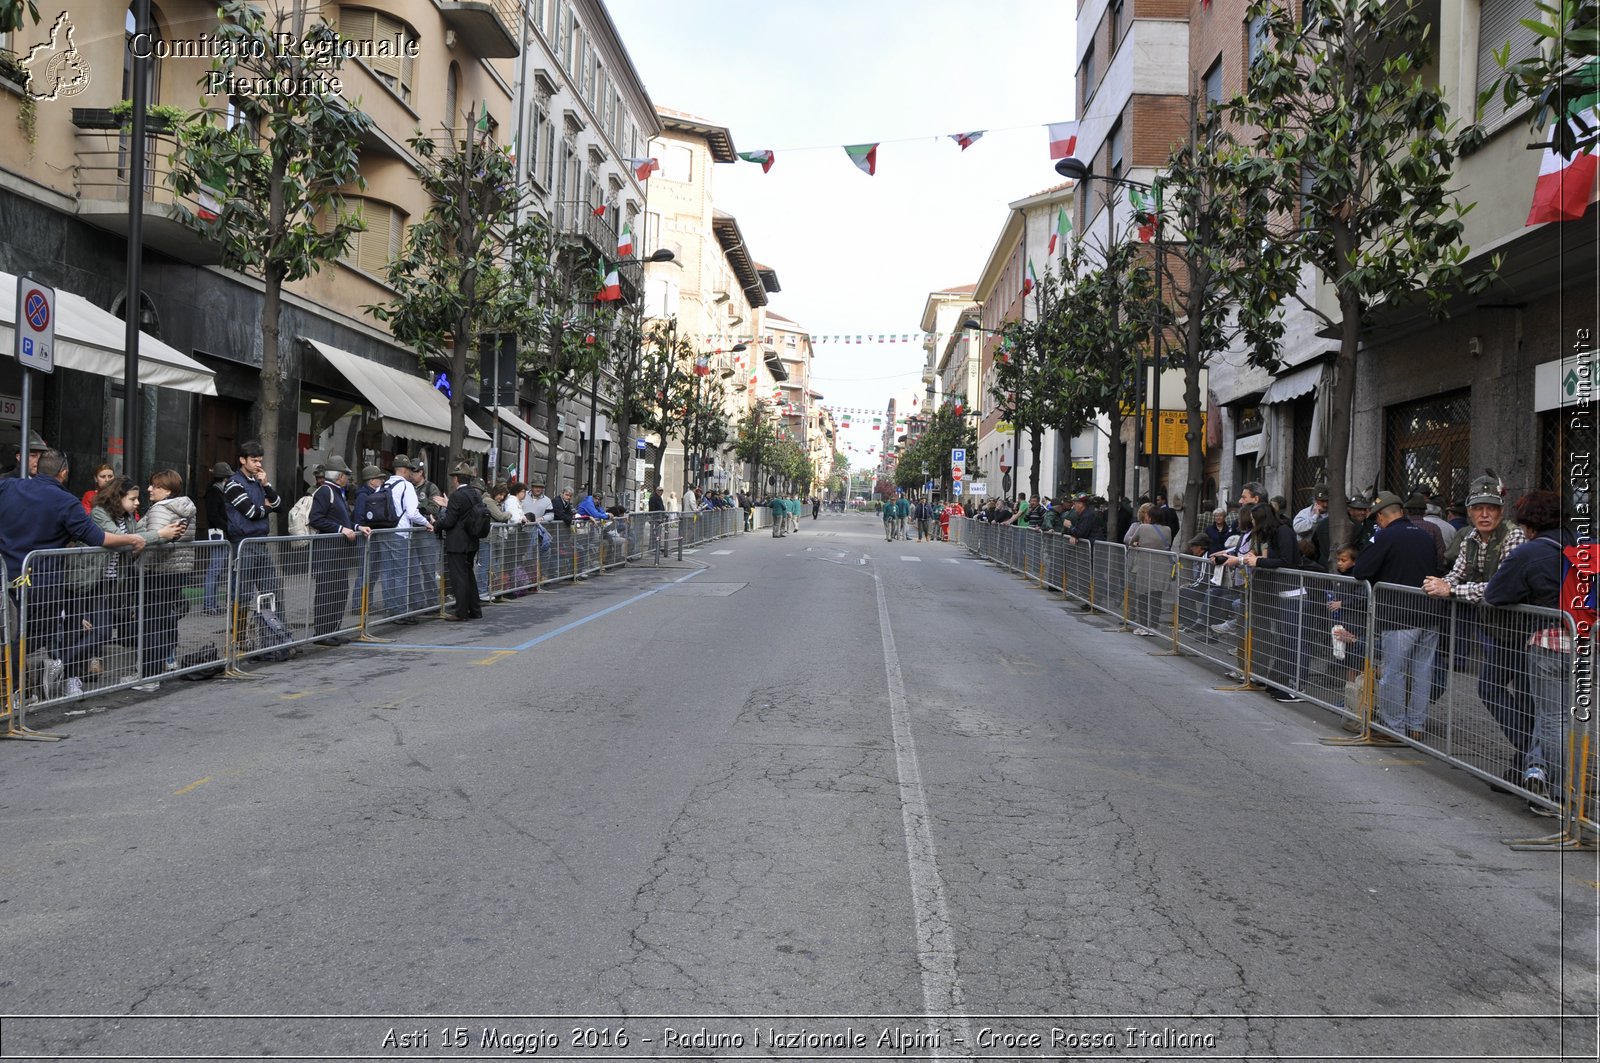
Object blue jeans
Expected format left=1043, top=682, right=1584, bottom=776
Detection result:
left=1524, top=645, right=1571, bottom=785
left=1376, top=627, right=1440, bottom=733
left=377, top=535, right=413, bottom=616
left=203, top=547, right=228, bottom=612
left=234, top=541, right=281, bottom=610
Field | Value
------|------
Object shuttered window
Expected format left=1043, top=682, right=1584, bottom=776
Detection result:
left=1478, top=0, right=1541, bottom=127
left=338, top=7, right=417, bottom=104
left=327, top=197, right=405, bottom=276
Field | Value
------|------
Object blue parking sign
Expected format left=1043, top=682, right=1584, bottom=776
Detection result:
left=951, top=448, right=965, bottom=464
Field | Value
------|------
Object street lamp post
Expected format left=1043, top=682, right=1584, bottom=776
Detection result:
left=1055, top=156, right=1166, bottom=498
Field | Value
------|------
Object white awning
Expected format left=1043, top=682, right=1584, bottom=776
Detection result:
left=493, top=406, right=548, bottom=445
left=0, top=271, right=217, bottom=395
left=305, top=338, right=490, bottom=453
left=1260, top=362, right=1323, bottom=405
left=1235, top=433, right=1262, bottom=456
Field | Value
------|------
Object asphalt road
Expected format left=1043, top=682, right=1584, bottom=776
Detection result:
left=1, top=513, right=1594, bottom=1061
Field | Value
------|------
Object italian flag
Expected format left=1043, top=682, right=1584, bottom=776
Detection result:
left=949, top=131, right=984, bottom=151
left=694, top=356, right=710, bottom=377
left=197, top=186, right=222, bottom=222
left=1527, top=145, right=1599, bottom=225
left=1047, top=121, right=1079, bottom=160
left=629, top=157, right=659, bottom=181
left=738, top=150, right=775, bottom=173
left=596, top=264, right=622, bottom=302
left=844, top=143, right=879, bottom=176
left=1022, top=258, right=1038, bottom=296
left=1048, top=206, right=1072, bottom=255
left=617, top=224, right=634, bottom=257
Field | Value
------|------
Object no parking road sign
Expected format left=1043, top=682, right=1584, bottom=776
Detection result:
left=14, top=278, right=55, bottom=373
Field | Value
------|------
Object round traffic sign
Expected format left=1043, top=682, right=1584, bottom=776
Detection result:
left=24, top=289, right=50, bottom=331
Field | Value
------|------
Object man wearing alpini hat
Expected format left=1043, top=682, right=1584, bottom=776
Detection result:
left=437, top=461, right=487, bottom=621
left=1423, top=471, right=1531, bottom=785
left=306, top=456, right=366, bottom=644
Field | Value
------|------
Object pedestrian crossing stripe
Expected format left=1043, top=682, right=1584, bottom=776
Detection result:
left=900, top=555, right=920, bottom=562
left=711, top=549, right=733, bottom=555
left=945, top=558, right=960, bottom=563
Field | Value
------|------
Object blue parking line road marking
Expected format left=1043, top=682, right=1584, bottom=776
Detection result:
left=355, top=643, right=521, bottom=652
left=510, top=568, right=706, bottom=652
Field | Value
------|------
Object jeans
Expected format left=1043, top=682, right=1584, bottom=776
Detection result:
left=377, top=535, right=413, bottom=616
left=234, top=541, right=282, bottom=611
left=1523, top=645, right=1571, bottom=785
left=1376, top=627, right=1440, bottom=733
left=1479, top=633, right=1533, bottom=774
left=410, top=534, right=441, bottom=610
left=203, top=547, right=228, bottom=612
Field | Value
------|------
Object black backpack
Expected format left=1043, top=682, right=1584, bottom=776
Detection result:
left=362, top=480, right=402, bottom=529
left=470, top=493, right=492, bottom=539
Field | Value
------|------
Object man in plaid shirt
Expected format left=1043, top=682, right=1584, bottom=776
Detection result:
left=1424, top=473, right=1527, bottom=787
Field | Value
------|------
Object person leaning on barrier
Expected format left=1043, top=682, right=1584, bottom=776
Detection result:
left=438, top=463, right=488, bottom=622
left=1485, top=489, right=1580, bottom=816
left=347, top=464, right=386, bottom=616
left=1422, top=473, right=1530, bottom=788
left=1124, top=503, right=1171, bottom=636
left=1351, top=490, right=1444, bottom=744
left=200, top=462, right=232, bottom=615
left=132, top=469, right=196, bottom=691
left=1406, top=494, right=1447, bottom=572
left=1239, top=500, right=1307, bottom=701
left=306, top=457, right=365, bottom=646
left=66, top=477, right=184, bottom=698
left=222, top=440, right=283, bottom=609
left=525, top=481, right=555, bottom=524
left=1067, top=494, right=1103, bottom=546
left=0, top=449, right=151, bottom=700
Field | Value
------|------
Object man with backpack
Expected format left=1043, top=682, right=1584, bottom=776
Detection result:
left=366, top=455, right=430, bottom=625
left=438, top=462, right=490, bottom=622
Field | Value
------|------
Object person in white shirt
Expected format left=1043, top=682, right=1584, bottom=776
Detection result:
left=682, top=485, right=698, bottom=513
left=1292, top=484, right=1329, bottom=537
left=524, top=481, right=554, bottom=523
left=503, top=482, right=527, bottom=524
left=379, top=455, right=430, bottom=623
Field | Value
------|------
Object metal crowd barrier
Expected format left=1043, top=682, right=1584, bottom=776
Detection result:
left=951, top=515, right=1596, bottom=838
left=5, top=505, right=771, bottom=717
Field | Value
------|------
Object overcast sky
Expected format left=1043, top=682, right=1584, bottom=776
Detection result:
left=607, top=0, right=1077, bottom=466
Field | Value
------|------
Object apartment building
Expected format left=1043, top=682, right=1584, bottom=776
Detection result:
left=1074, top=0, right=1594, bottom=515
left=0, top=0, right=661, bottom=506
left=641, top=108, right=781, bottom=495
left=920, top=284, right=976, bottom=416
left=765, top=311, right=834, bottom=488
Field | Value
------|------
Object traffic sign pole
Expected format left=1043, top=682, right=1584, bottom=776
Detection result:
left=14, top=277, right=57, bottom=481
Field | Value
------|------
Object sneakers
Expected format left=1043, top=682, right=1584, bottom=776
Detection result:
left=64, top=676, right=85, bottom=698
left=132, top=681, right=161, bottom=693
left=1524, top=769, right=1549, bottom=801
left=1269, top=690, right=1304, bottom=703
left=41, top=657, right=64, bottom=699
left=1211, top=619, right=1241, bottom=636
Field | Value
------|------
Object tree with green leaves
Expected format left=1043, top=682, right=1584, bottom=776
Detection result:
left=733, top=404, right=781, bottom=494
left=630, top=321, right=700, bottom=489
left=1481, top=0, right=1600, bottom=158
left=0, top=1, right=36, bottom=34
left=1152, top=98, right=1291, bottom=540
left=529, top=253, right=617, bottom=492
left=1225, top=0, right=1489, bottom=551
left=368, top=117, right=553, bottom=464
left=167, top=0, right=372, bottom=473
left=890, top=401, right=981, bottom=497
left=992, top=268, right=1073, bottom=503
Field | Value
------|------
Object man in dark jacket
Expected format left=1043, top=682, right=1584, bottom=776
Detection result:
left=347, top=464, right=385, bottom=615
left=1351, top=490, right=1443, bottom=743
left=0, top=449, right=147, bottom=698
left=1486, top=489, right=1578, bottom=813
left=306, top=456, right=365, bottom=644
left=438, top=463, right=486, bottom=621
left=222, top=441, right=283, bottom=607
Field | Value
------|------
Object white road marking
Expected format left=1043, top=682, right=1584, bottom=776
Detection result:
left=871, top=568, right=973, bottom=1054
left=945, top=558, right=960, bottom=564
left=900, top=555, right=921, bottom=562
left=711, top=549, right=733, bottom=555
left=684, top=548, right=699, bottom=554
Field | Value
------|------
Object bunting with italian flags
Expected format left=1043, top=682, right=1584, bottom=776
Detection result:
left=1049, top=206, right=1072, bottom=255
left=738, top=150, right=775, bottom=173
left=617, top=224, right=634, bottom=257
left=1047, top=121, right=1079, bottom=160
left=1527, top=144, right=1599, bottom=225
left=844, top=143, right=879, bottom=176
left=949, top=131, right=984, bottom=151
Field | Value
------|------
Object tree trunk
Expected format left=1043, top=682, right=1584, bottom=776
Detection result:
left=1106, top=411, right=1127, bottom=543
left=1324, top=284, right=1361, bottom=563
left=1180, top=253, right=1211, bottom=545
left=1028, top=421, right=1042, bottom=500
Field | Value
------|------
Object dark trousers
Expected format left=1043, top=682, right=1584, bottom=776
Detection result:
left=446, top=550, right=480, bottom=618
left=1481, top=633, right=1533, bottom=771
left=140, top=571, right=184, bottom=676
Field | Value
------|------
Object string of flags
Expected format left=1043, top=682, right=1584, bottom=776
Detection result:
left=627, top=119, right=1085, bottom=183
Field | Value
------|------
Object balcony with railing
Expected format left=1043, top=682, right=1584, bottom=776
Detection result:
left=553, top=200, right=643, bottom=299
left=73, top=114, right=222, bottom=265
left=439, top=0, right=520, bottom=58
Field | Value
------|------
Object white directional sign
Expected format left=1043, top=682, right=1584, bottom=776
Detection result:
left=968, top=481, right=988, bottom=496
left=14, top=277, right=55, bottom=373
left=952, top=481, right=963, bottom=496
